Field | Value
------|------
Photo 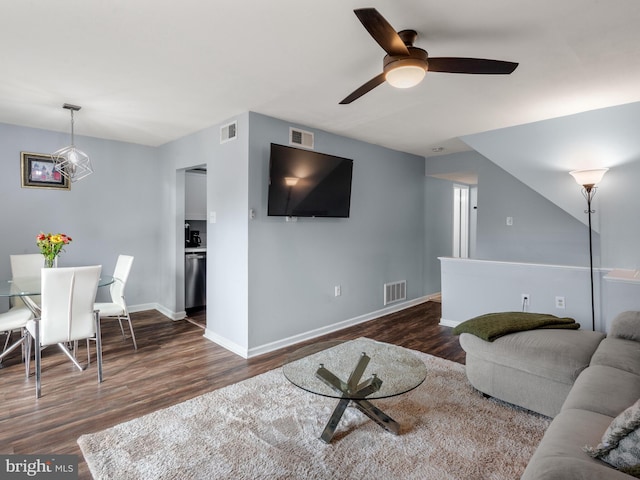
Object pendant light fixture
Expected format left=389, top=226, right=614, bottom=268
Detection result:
left=52, top=103, right=93, bottom=182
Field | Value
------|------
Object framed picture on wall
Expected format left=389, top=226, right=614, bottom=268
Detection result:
left=20, top=152, right=70, bottom=190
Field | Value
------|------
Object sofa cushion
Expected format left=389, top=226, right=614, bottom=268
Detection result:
left=591, top=337, right=640, bottom=375
left=464, top=351, right=574, bottom=417
left=562, top=365, right=640, bottom=417
left=521, top=409, right=632, bottom=480
left=459, top=329, right=604, bottom=384
left=609, top=311, right=640, bottom=342
left=585, top=399, right=640, bottom=472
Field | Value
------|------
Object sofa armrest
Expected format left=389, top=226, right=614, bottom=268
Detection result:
left=609, top=311, right=640, bottom=342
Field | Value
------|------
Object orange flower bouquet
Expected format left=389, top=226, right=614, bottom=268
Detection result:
left=36, top=232, right=72, bottom=268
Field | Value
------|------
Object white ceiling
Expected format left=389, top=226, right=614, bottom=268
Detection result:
left=1, top=0, right=640, bottom=157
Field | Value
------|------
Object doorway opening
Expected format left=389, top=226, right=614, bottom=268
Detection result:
left=176, top=165, right=208, bottom=329
left=453, top=184, right=470, bottom=258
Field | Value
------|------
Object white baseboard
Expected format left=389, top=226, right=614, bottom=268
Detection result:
left=168, top=308, right=187, bottom=320
left=130, top=294, right=443, bottom=359
left=439, top=318, right=461, bottom=328
left=128, top=303, right=186, bottom=321
left=203, top=329, right=247, bottom=358
left=128, top=303, right=156, bottom=314
left=245, top=294, right=437, bottom=359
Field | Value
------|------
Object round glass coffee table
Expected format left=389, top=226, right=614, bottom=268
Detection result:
left=283, top=338, right=427, bottom=443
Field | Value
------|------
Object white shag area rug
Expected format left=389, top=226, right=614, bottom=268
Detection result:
left=78, top=342, right=550, bottom=480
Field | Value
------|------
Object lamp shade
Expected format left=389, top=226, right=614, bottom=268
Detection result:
left=385, top=65, right=426, bottom=88
left=569, top=168, right=608, bottom=187
left=284, top=177, right=299, bottom=187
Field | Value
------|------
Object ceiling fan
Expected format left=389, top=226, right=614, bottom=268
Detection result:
left=340, top=8, right=519, bottom=104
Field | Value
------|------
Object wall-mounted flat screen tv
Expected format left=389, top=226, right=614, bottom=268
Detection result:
left=267, top=143, right=353, bottom=218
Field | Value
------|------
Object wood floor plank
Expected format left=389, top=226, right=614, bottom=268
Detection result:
left=0, top=301, right=464, bottom=479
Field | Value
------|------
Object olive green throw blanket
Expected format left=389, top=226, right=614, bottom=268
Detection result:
left=453, top=312, right=580, bottom=341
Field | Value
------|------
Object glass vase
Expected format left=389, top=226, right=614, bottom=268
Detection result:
left=44, top=256, right=58, bottom=268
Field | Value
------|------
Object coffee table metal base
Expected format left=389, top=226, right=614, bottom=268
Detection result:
left=315, top=352, right=400, bottom=443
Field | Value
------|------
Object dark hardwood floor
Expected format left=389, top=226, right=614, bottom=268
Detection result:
left=0, top=301, right=464, bottom=479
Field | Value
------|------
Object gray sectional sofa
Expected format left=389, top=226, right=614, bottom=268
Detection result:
left=458, top=311, right=640, bottom=479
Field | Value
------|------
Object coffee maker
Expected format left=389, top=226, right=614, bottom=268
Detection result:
left=190, top=230, right=202, bottom=247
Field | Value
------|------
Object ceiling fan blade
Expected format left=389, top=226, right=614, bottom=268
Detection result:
left=339, top=73, right=386, bottom=104
left=428, top=57, right=518, bottom=74
left=354, top=8, right=410, bottom=56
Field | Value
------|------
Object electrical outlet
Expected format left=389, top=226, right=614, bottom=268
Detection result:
left=334, top=285, right=341, bottom=297
left=521, top=294, right=530, bottom=307
left=555, top=296, right=566, bottom=309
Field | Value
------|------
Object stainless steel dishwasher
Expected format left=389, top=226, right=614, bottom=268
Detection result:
left=185, top=252, right=206, bottom=309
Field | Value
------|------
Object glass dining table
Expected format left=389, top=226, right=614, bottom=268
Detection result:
left=0, top=274, right=114, bottom=315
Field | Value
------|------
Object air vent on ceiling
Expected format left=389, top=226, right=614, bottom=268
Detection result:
left=220, top=121, right=237, bottom=144
left=384, top=280, right=406, bottom=306
left=289, top=127, right=314, bottom=149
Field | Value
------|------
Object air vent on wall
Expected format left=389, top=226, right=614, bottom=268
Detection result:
left=289, top=127, right=314, bottom=149
left=384, top=280, right=406, bottom=305
left=220, top=121, right=237, bottom=144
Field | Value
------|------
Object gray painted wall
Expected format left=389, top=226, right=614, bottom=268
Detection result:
left=424, top=176, right=455, bottom=293
left=1, top=114, right=431, bottom=355
left=6, top=103, right=634, bottom=352
left=425, top=150, right=594, bottom=267
left=475, top=156, right=595, bottom=266
left=207, top=114, right=250, bottom=349
left=154, top=111, right=429, bottom=353
left=156, top=123, right=216, bottom=317
left=246, top=113, right=427, bottom=349
left=603, top=275, right=640, bottom=331
left=599, top=158, right=640, bottom=269
left=431, top=134, right=638, bottom=334
left=462, top=102, right=640, bottom=270
left=158, top=113, right=250, bottom=350
left=440, top=258, right=604, bottom=330
left=0, top=122, right=161, bottom=311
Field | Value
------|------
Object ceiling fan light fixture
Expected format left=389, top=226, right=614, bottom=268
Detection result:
left=384, top=57, right=427, bottom=89
left=386, top=65, right=426, bottom=88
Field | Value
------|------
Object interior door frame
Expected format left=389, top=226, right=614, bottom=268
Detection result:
left=453, top=184, right=470, bottom=258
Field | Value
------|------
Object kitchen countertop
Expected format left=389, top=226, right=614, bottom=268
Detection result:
left=185, top=247, right=207, bottom=253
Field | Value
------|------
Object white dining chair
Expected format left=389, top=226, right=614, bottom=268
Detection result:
left=94, top=255, right=137, bottom=350
left=25, top=265, right=103, bottom=399
left=9, top=254, right=44, bottom=309
left=0, top=307, right=32, bottom=374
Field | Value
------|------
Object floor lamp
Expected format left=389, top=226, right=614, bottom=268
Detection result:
left=569, top=168, right=608, bottom=331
